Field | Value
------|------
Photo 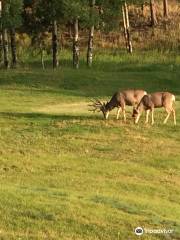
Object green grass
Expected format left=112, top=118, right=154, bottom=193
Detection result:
left=0, top=51, right=180, bottom=239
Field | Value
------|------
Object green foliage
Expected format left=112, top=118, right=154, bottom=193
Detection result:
left=1, top=0, right=23, bottom=29
left=63, top=0, right=89, bottom=22
left=35, top=0, right=90, bottom=29
left=35, top=0, right=65, bottom=28
left=24, top=0, right=126, bottom=36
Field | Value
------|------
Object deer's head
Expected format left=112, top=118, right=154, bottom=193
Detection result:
left=132, top=107, right=143, bottom=124
left=132, top=107, right=139, bottom=118
left=89, top=99, right=109, bottom=119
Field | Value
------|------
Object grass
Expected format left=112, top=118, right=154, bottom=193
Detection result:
left=0, top=51, right=180, bottom=239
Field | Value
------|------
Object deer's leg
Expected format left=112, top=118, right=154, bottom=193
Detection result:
left=135, top=112, right=141, bottom=124
left=116, top=107, right=121, bottom=120
left=163, top=108, right=171, bottom=124
left=105, top=111, right=110, bottom=120
left=120, top=101, right=126, bottom=123
left=151, top=108, right=155, bottom=125
left=172, top=108, right=176, bottom=125
left=122, top=109, right=126, bottom=122
left=145, top=110, right=150, bottom=124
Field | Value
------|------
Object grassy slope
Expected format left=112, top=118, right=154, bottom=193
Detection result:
left=0, top=52, right=180, bottom=240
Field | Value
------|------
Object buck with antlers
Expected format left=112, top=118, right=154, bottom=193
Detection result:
left=89, top=89, right=147, bottom=121
left=132, top=92, right=176, bottom=125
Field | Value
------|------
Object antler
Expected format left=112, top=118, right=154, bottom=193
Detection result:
left=88, top=98, right=103, bottom=112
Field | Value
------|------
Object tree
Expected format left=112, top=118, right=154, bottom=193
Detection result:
left=1, top=0, right=23, bottom=68
left=73, top=17, right=79, bottom=68
left=64, top=0, right=90, bottom=68
left=87, top=0, right=124, bottom=57
left=150, top=0, right=157, bottom=26
left=1, top=0, right=10, bottom=68
left=35, top=0, right=66, bottom=68
left=2, top=28, right=9, bottom=68
left=87, top=0, right=96, bottom=67
left=163, top=0, right=168, bottom=18
left=0, top=32, right=3, bottom=66
left=0, top=1, right=3, bottom=66
left=22, top=0, right=41, bottom=45
left=52, top=19, right=59, bottom=68
left=122, top=1, right=132, bottom=53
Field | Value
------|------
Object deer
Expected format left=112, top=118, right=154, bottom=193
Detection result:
left=132, top=92, right=176, bottom=125
left=89, top=89, right=147, bottom=121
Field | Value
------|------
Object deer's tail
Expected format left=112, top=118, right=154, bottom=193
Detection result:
left=172, top=95, right=175, bottom=102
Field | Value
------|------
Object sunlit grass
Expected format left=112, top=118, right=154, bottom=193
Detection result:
left=0, top=52, right=179, bottom=239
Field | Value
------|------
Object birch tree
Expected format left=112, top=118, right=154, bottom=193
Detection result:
left=1, top=0, right=23, bottom=68
left=87, top=0, right=96, bottom=67
left=0, top=32, right=3, bottom=66
left=36, top=0, right=65, bottom=69
left=88, top=0, right=123, bottom=63
left=122, top=1, right=132, bottom=53
left=2, top=28, right=9, bottom=68
left=64, top=0, right=89, bottom=68
left=150, top=0, right=157, bottom=26
left=73, top=18, right=79, bottom=68
left=0, top=1, right=3, bottom=66
left=52, top=19, right=59, bottom=68
left=163, top=0, right=168, bottom=18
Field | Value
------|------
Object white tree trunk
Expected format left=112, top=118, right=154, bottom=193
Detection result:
left=0, top=31, right=3, bottom=66
left=163, top=0, right=169, bottom=18
left=87, top=0, right=95, bottom=67
left=2, top=28, right=9, bottom=69
left=73, top=18, right=79, bottom=69
left=122, top=2, right=133, bottom=53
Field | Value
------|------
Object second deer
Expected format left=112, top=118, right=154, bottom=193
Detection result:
left=132, top=92, right=176, bottom=125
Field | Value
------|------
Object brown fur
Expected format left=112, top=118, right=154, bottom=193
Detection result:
left=133, top=92, right=176, bottom=125
left=102, top=89, right=147, bottom=120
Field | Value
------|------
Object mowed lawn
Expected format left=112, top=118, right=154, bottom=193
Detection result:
left=0, top=53, right=180, bottom=240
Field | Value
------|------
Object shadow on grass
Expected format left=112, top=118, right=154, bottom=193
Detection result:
left=0, top=111, right=102, bottom=121
left=0, top=87, right=86, bottom=98
left=0, top=57, right=180, bottom=97
left=21, top=60, right=179, bottom=77
left=24, top=52, right=179, bottom=73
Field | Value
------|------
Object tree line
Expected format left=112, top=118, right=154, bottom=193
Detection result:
left=0, top=0, right=172, bottom=69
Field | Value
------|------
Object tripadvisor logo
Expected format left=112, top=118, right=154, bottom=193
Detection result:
left=135, top=227, right=144, bottom=236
